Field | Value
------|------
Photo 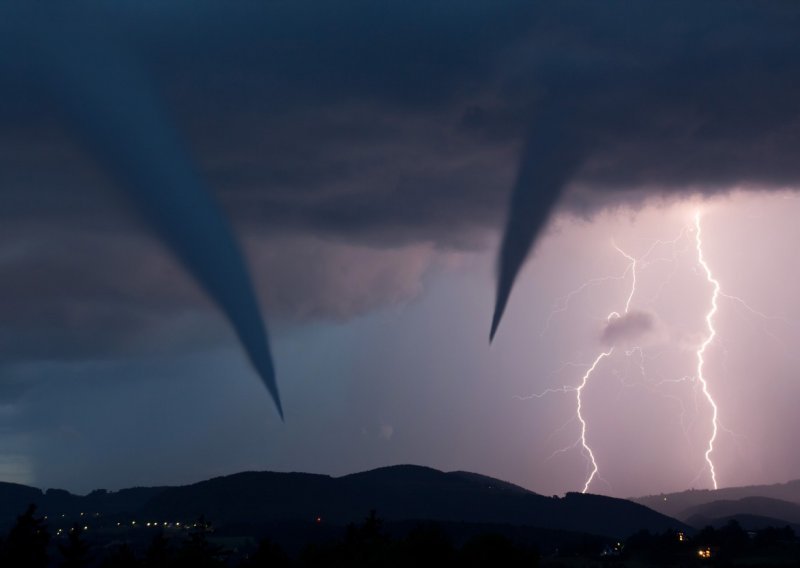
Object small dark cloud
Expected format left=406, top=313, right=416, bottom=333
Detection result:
left=600, top=310, right=656, bottom=346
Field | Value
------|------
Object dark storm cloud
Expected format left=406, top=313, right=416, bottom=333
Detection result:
left=2, top=2, right=800, bottom=362
left=490, top=4, right=800, bottom=337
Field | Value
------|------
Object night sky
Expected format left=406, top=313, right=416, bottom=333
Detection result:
left=2, top=2, right=800, bottom=498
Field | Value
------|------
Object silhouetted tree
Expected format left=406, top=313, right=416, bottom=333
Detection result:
left=58, top=524, right=91, bottom=568
left=173, top=517, right=226, bottom=568
left=299, top=510, right=395, bottom=567
left=695, top=524, right=718, bottom=546
left=754, top=525, right=796, bottom=550
left=241, top=537, right=291, bottom=568
left=716, top=519, right=750, bottom=560
left=343, top=510, right=394, bottom=566
left=459, top=533, right=537, bottom=568
left=625, top=528, right=686, bottom=565
left=143, top=532, right=172, bottom=568
left=400, top=523, right=455, bottom=566
left=349, top=510, right=385, bottom=545
left=1, top=504, right=50, bottom=568
left=100, top=543, right=140, bottom=568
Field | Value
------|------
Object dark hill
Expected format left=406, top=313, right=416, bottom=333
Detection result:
left=0, top=484, right=168, bottom=529
left=680, top=496, right=800, bottom=530
left=1, top=465, right=687, bottom=539
left=633, top=479, right=800, bottom=519
left=140, top=464, right=686, bottom=538
left=686, top=512, right=800, bottom=533
left=449, top=470, right=533, bottom=494
left=0, top=481, right=43, bottom=521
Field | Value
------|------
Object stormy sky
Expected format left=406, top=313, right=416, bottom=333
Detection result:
left=2, top=2, right=800, bottom=497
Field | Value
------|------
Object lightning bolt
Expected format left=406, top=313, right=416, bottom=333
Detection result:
left=575, top=348, right=613, bottom=492
left=543, top=242, right=638, bottom=493
left=521, top=226, right=699, bottom=493
left=522, top=210, right=791, bottom=495
left=540, top=271, right=630, bottom=336
left=516, top=216, right=748, bottom=493
left=613, top=242, right=637, bottom=314
left=694, top=211, right=721, bottom=489
left=571, top=243, right=637, bottom=493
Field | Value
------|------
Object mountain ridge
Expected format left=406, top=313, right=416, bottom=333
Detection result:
left=633, top=478, right=800, bottom=519
left=0, top=464, right=686, bottom=539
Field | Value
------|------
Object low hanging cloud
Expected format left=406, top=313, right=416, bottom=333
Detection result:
left=600, top=310, right=657, bottom=347
left=0, top=229, right=445, bottom=364
left=248, top=236, right=441, bottom=322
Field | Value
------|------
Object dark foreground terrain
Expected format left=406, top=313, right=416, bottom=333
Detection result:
left=1, top=465, right=798, bottom=566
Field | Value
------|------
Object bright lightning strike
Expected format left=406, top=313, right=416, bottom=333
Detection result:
left=518, top=233, right=664, bottom=493
left=540, top=271, right=630, bottom=336
left=576, top=348, right=613, bottom=492
left=570, top=243, right=638, bottom=493
left=694, top=211, right=721, bottom=489
left=612, top=242, right=637, bottom=315
left=525, top=226, right=709, bottom=494
left=522, top=209, right=791, bottom=495
left=571, top=242, right=643, bottom=493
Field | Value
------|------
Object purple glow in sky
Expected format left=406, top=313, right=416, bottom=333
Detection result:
left=511, top=193, right=800, bottom=496
left=4, top=192, right=800, bottom=499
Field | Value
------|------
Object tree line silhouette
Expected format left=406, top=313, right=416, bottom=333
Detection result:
left=0, top=506, right=538, bottom=567
left=2, top=504, right=799, bottom=567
